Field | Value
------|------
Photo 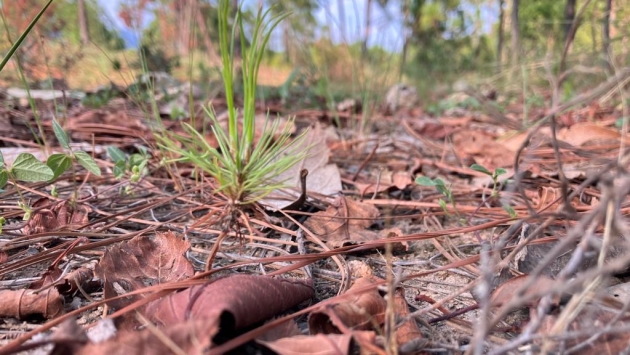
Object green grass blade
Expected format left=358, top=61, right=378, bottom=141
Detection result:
left=0, top=0, right=54, bottom=72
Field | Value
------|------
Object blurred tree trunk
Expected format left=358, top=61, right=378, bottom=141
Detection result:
left=177, top=0, right=193, bottom=57
left=602, top=0, right=612, bottom=58
left=196, top=1, right=219, bottom=63
left=564, top=0, right=576, bottom=42
left=363, top=0, right=372, bottom=55
left=78, top=0, right=89, bottom=44
left=283, top=20, right=291, bottom=62
left=399, top=1, right=410, bottom=79
left=497, top=0, right=504, bottom=70
left=511, top=0, right=519, bottom=65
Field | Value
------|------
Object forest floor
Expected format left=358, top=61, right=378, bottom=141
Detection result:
left=1, top=70, right=630, bottom=355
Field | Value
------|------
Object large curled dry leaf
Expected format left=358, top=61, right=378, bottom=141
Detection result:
left=94, top=231, right=194, bottom=310
left=309, top=276, right=386, bottom=334
left=261, top=123, right=342, bottom=210
left=0, top=288, right=63, bottom=319
left=145, top=275, right=314, bottom=329
left=0, top=257, right=74, bottom=319
left=65, top=275, right=311, bottom=355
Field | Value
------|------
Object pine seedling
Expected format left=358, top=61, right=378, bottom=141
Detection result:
left=158, top=0, right=308, bottom=208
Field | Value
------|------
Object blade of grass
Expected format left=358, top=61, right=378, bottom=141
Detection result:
left=0, top=0, right=54, bottom=72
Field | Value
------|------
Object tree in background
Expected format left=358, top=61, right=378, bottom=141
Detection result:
left=497, top=0, right=504, bottom=69
left=564, top=0, right=576, bottom=43
left=511, top=0, right=518, bottom=64
left=602, top=0, right=612, bottom=64
left=78, top=0, right=90, bottom=44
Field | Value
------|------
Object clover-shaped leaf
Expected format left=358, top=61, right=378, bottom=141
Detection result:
left=11, top=153, right=54, bottom=182
left=47, top=153, right=72, bottom=180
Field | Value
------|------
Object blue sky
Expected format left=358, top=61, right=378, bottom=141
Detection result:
left=97, top=0, right=497, bottom=52
left=98, top=0, right=406, bottom=51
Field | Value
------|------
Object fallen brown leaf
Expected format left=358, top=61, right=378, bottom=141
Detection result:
left=24, top=198, right=90, bottom=235
left=94, top=231, right=194, bottom=311
left=257, top=333, right=357, bottom=355
left=56, top=267, right=97, bottom=295
left=262, top=123, right=342, bottom=211
left=452, top=130, right=514, bottom=170
left=304, top=197, right=405, bottom=248
left=393, top=288, right=424, bottom=350
left=491, top=274, right=559, bottom=308
left=557, top=122, right=625, bottom=147
left=0, top=288, right=63, bottom=319
left=52, top=318, right=218, bottom=355
left=145, top=275, right=314, bottom=329
left=303, top=196, right=380, bottom=248
left=309, top=276, right=386, bottom=334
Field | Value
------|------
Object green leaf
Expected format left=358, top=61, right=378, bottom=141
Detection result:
left=46, top=153, right=72, bottom=179
left=434, top=178, right=448, bottom=196
left=470, top=164, right=492, bottom=176
left=113, top=161, right=126, bottom=179
left=502, top=204, right=517, bottom=218
left=0, top=170, right=7, bottom=188
left=0, top=150, right=4, bottom=168
left=438, top=199, right=448, bottom=214
left=129, top=153, right=146, bottom=168
left=0, top=0, right=54, bottom=72
left=74, top=151, right=101, bottom=176
left=494, top=168, right=507, bottom=177
left=415, top=176, right=436, bottom=186
left=11, top=153, right=54, bottom=182
left=52, top=118, right=70, bottom=150
left=107, top=146, right=127, bottom=164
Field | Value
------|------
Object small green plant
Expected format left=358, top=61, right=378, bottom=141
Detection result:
left=470, top=164, right=506, bottom=198
left=47, top=119, right=101, bottom=180
left=470, top=164, right=517, bottom=218
left=0, top=151, right=54, bottom=220
left=157, top=0, right=308, bottom=208
left=426, top=96, right=481, bottom=116
left=415, top=175, right=458, bottom=217
left=107, top=146, right=149, bottom=182
left=169, top=105, right=187, bottom=120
